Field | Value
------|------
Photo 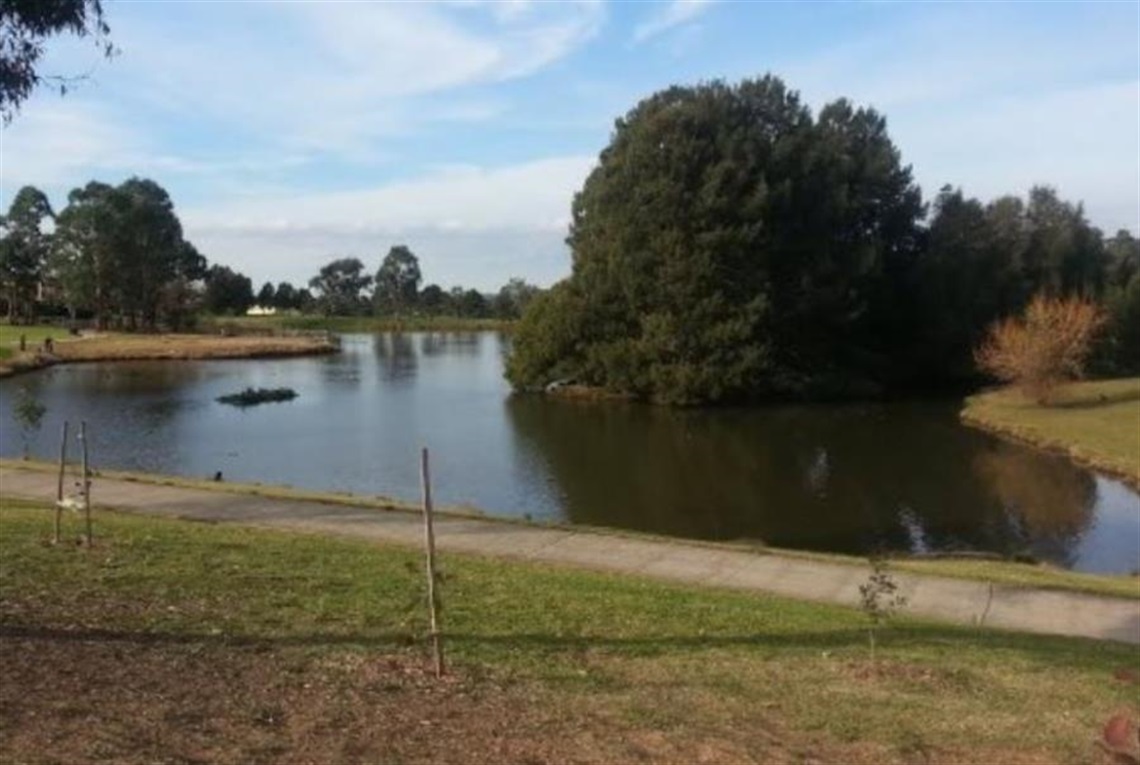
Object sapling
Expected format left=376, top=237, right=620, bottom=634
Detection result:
left=858, top=556, right=907, bottom=666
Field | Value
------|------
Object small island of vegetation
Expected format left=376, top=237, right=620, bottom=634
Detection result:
left=216, top=387, right=299, bottom=407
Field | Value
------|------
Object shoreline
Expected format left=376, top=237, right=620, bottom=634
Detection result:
left=2, top=457, right=1136, bottom=599
left=0, top=332, right=339, bottom=380
left=203, top=314, right=515, bottom=334
left=960, top=380, right=1140, bottom=491
left=961, top=410, right=1140, bottom=491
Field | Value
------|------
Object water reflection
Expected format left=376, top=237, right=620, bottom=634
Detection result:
left=420, top=332, right=483, bottom=357
left=504, top=396, right=1109, bottom=568
left=0, top=333, right=1135, bottom=573
left=373, top=332, right=417, bottom=383
left=974, top=447, right=1096, bottom=568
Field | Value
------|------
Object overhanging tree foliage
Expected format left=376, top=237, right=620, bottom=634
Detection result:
left=0, top=0, right=115, bottom=122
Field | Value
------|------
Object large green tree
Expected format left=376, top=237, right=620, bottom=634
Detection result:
left=508, top=75, right=924, bottom=404
left=115, top=177, right=197, bottom=329
left=0, top=185, right=53, bottom=322
left=203, top=264, right=253, bottom=315
left=373, top=245, right=421, bottom=316
left=50, top=180, right=118, bottom=326
left=51, top=177, right=202, bottom=329
left=309, top=257, right=372, bottom=316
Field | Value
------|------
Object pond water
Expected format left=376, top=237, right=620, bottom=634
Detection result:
left=1, top=332, right=1137, bottom=573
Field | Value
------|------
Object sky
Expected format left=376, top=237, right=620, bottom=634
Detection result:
left=1, top=0, right=1138, bottom=292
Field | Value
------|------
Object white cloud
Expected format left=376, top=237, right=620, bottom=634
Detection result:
left=632, top=0, right=715, bottom=44
left=180, top=155, right=596, bottom=290
left=0, top=100, right=141, bottom=201
left=894, top=81, right=1140, bottom=233
left=105, top=2, right=604, bottom=158
left=183, top=156, right=594, bottom=234
left=773, top=8, right=1140, bottom=233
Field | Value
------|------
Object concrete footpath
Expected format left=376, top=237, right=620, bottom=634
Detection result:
left=2, top=465, right=1137, bottom=645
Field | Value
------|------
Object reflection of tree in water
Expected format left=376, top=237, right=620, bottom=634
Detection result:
left=419, top=332, right=483, bottom=357
left=973, top=445, right=1096, bottom=568
left=0, top=362, right=205, bottom=464
left=505, top=397, right=1095, bottom=564
left=373, top=333, right=418, bottom=382
left=494, top=332, right=511, bottom=364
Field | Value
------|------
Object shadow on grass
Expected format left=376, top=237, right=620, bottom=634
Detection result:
left=2, top=621, right=1130, bottom=672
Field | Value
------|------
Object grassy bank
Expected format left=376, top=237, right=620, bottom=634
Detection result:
left=0, top=329, right=337, bottom=378
left=962, top=378, right=1140, bottom=488
left=205, top=313, right=514, bottom=334
left=1, top=500, right=1136, bottom=764
left=3, top=458, right=1137, bottom=599
left=0, top=323, right=65, bottom=363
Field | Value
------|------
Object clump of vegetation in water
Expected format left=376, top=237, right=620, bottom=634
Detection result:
left=216, top=387, right=298, bottom=407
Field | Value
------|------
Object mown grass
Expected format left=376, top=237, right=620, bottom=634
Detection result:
left=204, top=313, right=513, bottom=333
left=963, top=378, right=1140, bottom=487
left=1, top=499, right=1137, bottom=763
left=0, top=323, right=67, bottom=361
left=0, top=323, right=65, bottom=346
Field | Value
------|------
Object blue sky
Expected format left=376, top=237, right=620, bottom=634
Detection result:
left=1, top=0, right=1137, bottom=291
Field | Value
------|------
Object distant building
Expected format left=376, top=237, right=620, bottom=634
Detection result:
left=246, top=305, right=277, bottom=316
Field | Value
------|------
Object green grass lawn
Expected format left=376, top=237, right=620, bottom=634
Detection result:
left=0, top=322, right=68, bottom=360
left=2, top=499, right=1137, bottom=764
left=963, top=378, right=1140, bottom=485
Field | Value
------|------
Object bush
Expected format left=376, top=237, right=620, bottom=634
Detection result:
left=974, top=294, right=1104, bottom=404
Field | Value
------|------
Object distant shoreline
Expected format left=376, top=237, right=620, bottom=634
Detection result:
left=203, top=314, right=515, bottom=334
left=0, top=332, right=338, bottom=379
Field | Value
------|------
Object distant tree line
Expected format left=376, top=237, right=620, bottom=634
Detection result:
left=301, top=246, right=540, bottom=321
left=0, top=180, right=541, bottom=330
left=1, top=179, right=209, bottom=331
left=506, top=75, right=1140, bottom=404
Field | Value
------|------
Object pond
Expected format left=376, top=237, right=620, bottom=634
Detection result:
left=1, top=331, right=1137, bottom=573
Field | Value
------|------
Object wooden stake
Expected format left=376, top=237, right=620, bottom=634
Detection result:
left=420, top=447, right=444, bottom=678
left=80, top=420, right=91, bottom=546
left=54, top=420, right=68, bottom=545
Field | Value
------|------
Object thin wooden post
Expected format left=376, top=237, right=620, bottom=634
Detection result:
left=80, top=420, right=91, bottom=546
left=54, top=420, right=68, bottom=544
left=420, top=447, right=444, bottom=678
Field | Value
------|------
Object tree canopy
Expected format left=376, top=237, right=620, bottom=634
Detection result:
left=203, top=264, right=253, bottom=316
left=506, top=75, right=1132, bottom=404
left=374, top=245, right=421, bottom=316
left=309, top=257, right=373, bottom=316
left=508, top=76, right=924, bottom=404
left=0, top=185, right=53, bottom=321
left=50, top=177, right=206, bottom=329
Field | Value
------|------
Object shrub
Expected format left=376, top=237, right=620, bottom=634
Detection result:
left=974, top=294, right=1104, bottom=404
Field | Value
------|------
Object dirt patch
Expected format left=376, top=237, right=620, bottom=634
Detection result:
left=0, top=625, right=1084, bottom=765
left=0, top=334, right=336, bottom=380
left=52, top=334, right=337, bottom=363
